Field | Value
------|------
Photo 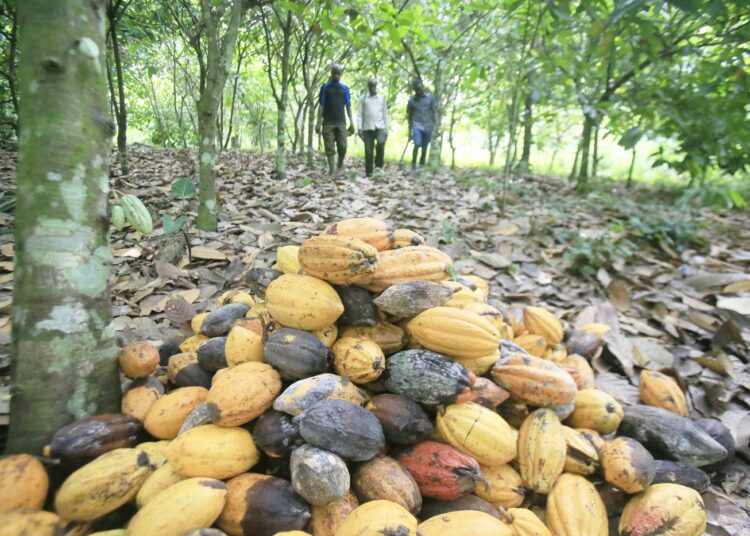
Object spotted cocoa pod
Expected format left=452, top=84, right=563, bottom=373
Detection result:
left=618, top=483, right=706, bottom=536
left=352, top=455, right=422, bottom=515
left=290, top=445, right=349, bottom=506
left=601, top=437, right=656, bottom=493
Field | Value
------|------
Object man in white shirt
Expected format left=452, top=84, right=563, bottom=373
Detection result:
left=357, top=78, right=389, bottom=177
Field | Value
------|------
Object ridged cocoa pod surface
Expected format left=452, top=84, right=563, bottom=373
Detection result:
left=601, top=437, right=656, bottom=493
left=546, top=473, right=608, bottom=536
left=309, top=490, right=359, bottom=536
left=517, top=408, right=566, bottom=494
left=296, top=399, right=385, bottom=461
left=352, top=455, right=422, bottom=515
left=618, top=483, right=706, bottom=536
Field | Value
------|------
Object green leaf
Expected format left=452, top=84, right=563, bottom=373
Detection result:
left=666, top=0, right=700, bottom=12
left=619, top=126, right=643, bottom=149
left=162, top=214, right=188, bottom=235
left=445, top=263, right=457, bottom=281
left=728, top=190, right=747, bottom=208
left=171, top=178, right=196, bottom=198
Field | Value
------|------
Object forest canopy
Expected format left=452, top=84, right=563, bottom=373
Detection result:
left=0, top=0, right=748, bottom=188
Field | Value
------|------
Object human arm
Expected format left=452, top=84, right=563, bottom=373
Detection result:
left=345, top=85, right=354, bottom=135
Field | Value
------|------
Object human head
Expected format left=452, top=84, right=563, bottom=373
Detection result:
left=367, top=77, right=378, bottom=94
left=412, top=78, right=425, bottom=95
left=331, top=64, right=343, bottom=82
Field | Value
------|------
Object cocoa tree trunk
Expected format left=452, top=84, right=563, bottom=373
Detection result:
left=576, top=114, right=594, bottom=189
left=518, top=90, right=533, bottom=171
left=8, top=0, right=121, bottom=454
left=107, top=1, right=129, bottom=175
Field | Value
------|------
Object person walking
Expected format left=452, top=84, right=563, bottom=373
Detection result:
left=357, top=78, right=389, bottom=177
left=315, top=64, right=355, bottom=175
left=407, top=78, right=437, bottom=170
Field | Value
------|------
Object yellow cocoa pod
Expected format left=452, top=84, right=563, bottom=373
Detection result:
left=360, top=246, right=453, bottom=292
left=476, top=464, right=525, bottom=509
left=579, top=322, right=611, bottom=339
left=442, top=281, right=482, bottom=308
left=191, top=312, right=210, bottom=334
left=225, top=325, right=264, bottom=366
left=461, top=351, right=500, bottom=375
left=217, top=289, right=255, bottom=307
left=298, top=235, right=378, bottom=284
left=128, top=478, right=227, bottom=536
left=313, top=324, right=338, bottom=347
left=266, top=274, right=344, bottom=330
left=339, top=322, right=405, bottom=355
left=136, top=462, right=186, bottom=507
left=560, top=354, right=595, bottom=390
left=462, top=275, right=490, bottom=300
left=513, top=333, right=547, bottom=358
left=436, top=402, right=517, bottom=466
left=562, top=425, right=599, bottom=475
left=180, top=334, right=210, bottom=353
left=601, top=437, right=656, bottom=493
left=136, top=440, right=169, bottom=468
left=565, top=388, right=623, bottom=434
left=392, top=228, right=425, bottom=248
left=0, top=454, right=48, bottom=513
left=507, top=508, right=551, bottom=536
left=523, top=306, right=563, bottom=345
left=167, top=425, right=258, bottom=479
left=542, top=343, right=567, bottom=363
left=333, top=500, right=416, bottom=536
left=274, top=245, right=302, bottom=274
left=0, top=509, right=67, bottom=536
left=463, top=302, right=504, bottom=331
left=546, top=473, right=607, bottom=536
left=408, top=306, right=500, bottom=360
left=517, top=408, right=566, bottom=494
left=491, top=352, right=577, bottom=407
left=205, top=361, right=281, bottom=426
left=417, top=510, right=513, bottom=536
left=55, top=448, right=153, bottom=521
left=144, top=386, right=208, bottom=439
left=310, top=490, right=359, bottom=536
left=118, top=341, right=159, bottom=379
left=324, top=217, right=395, bottom=251
left=639, top=370, right=688, bottom=416
left=618, top=483, right=706, bottom=536
left=332, top=336, right=385, bottom=384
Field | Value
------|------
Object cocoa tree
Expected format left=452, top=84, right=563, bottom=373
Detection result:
left=8, top=0, right=121, bottom=454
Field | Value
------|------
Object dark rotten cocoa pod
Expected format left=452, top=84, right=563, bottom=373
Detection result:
left=158, top=334, right=186, bottom=366
left=290, top=444, right=350, bottom=506
left=397, top=440, right=482, bottom=501
left=184, top=530, right=227, bottom=536
left=352, top=455, right=422, bottom=515
left=365, top=394, right=433, bottom=445
left=48, top=414, right=142, bottom=466
left=200, top=303, right=250, bottom=337
left=565, top=331, right=603, bottom=360
left=372, top=280, right=453, bottom=318
left=652, top=460, right=711, bottom=492
left=466, top=378, right=510, bottom=409
left=420, top=495, right=500, bottom=520
left=600, top=437, right=656, bottom=493
left=253, top=409, right=302, bottom=458
left=383, top=349, right=473, bottom=405
left=619, top=405, right=727, bottom=467
left=335, top=285, right=378, bottom=326
left=168, top=352, right=212, bottom=388
left=296, top=399, right=385, bottom=461
left=219, top=474, right=310, bottom=536
left=196, top=336, right=228, bottom=372
left=245, top=267, right=283, bottom=297
left=694, top=418, right=736, bottom=471
left=264, top=328, right=330, bottom=380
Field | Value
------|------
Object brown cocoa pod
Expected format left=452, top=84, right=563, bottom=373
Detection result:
left=420, top=495, right=499, bottom=520
left=309, top=490, right=359, bottom=536
left=365, top=394, right=433, bottom=445
left=352, top=455, right=422, bottom=515
left=48, top=414, right=142, bottom=467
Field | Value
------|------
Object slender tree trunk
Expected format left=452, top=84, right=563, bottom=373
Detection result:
left=5, top=5, right=18, bottom=135
left=568, top=139, right=581, bottom=182
left=448, top=103, right=458, bottom=170
left=274, top=14, right=292, bottom=178
left=223, top=53, right=243, bottom=150
left=197, top=95, right=219, bottom=230
left=428, top=62, right=443, bottom=169
left=9, top=0, right=120, bottom=454
left=591, top=124, right=600, bottom=178
left=217, top=90, right=225, bottom=153
left=306, top=93, right=315, bottom=168
left=627, top=148, right=636, bottom=188
left=518, top=91, right=533, bottom=171
left=108, top=5, right=128, bottom=175
left=577, top=114, right=594, bottom=189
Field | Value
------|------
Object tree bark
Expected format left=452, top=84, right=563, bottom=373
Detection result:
left=428, top=62, right=443, bottom=169
left=591, top=123, right=599, bottom=178
left=107, top=1, right=128, bottom=175
left=576, top=114, right=594, bottom=189
left=518, top=90, right=533, bottom=171
left=8, top=0, right=120, bottom=454
left=196, top=0, right=244, bottom=231
left=2, top=3, right=19, bottom=135
left=627, top=148, right=636, bottom=188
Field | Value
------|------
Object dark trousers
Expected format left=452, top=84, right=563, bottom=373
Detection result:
left=322, top=122, right=347, bottom=164
left=412, top=127, right=432, bottom=167
left=362, top=129, right=386, bottom=176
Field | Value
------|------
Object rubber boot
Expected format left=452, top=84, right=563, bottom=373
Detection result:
left=326, top=155, right=336, bottom=175
left=336, top=153, right=346, bottom=175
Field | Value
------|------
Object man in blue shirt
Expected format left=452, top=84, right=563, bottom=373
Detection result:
left=407, top=78, right=437, bottom=170
left=315, top=64, right=355, bottom=175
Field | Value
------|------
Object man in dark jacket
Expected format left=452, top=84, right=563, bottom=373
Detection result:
left=315, top=64, right=355, bottom=175
left=407, top=78, right=436, bottom=169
